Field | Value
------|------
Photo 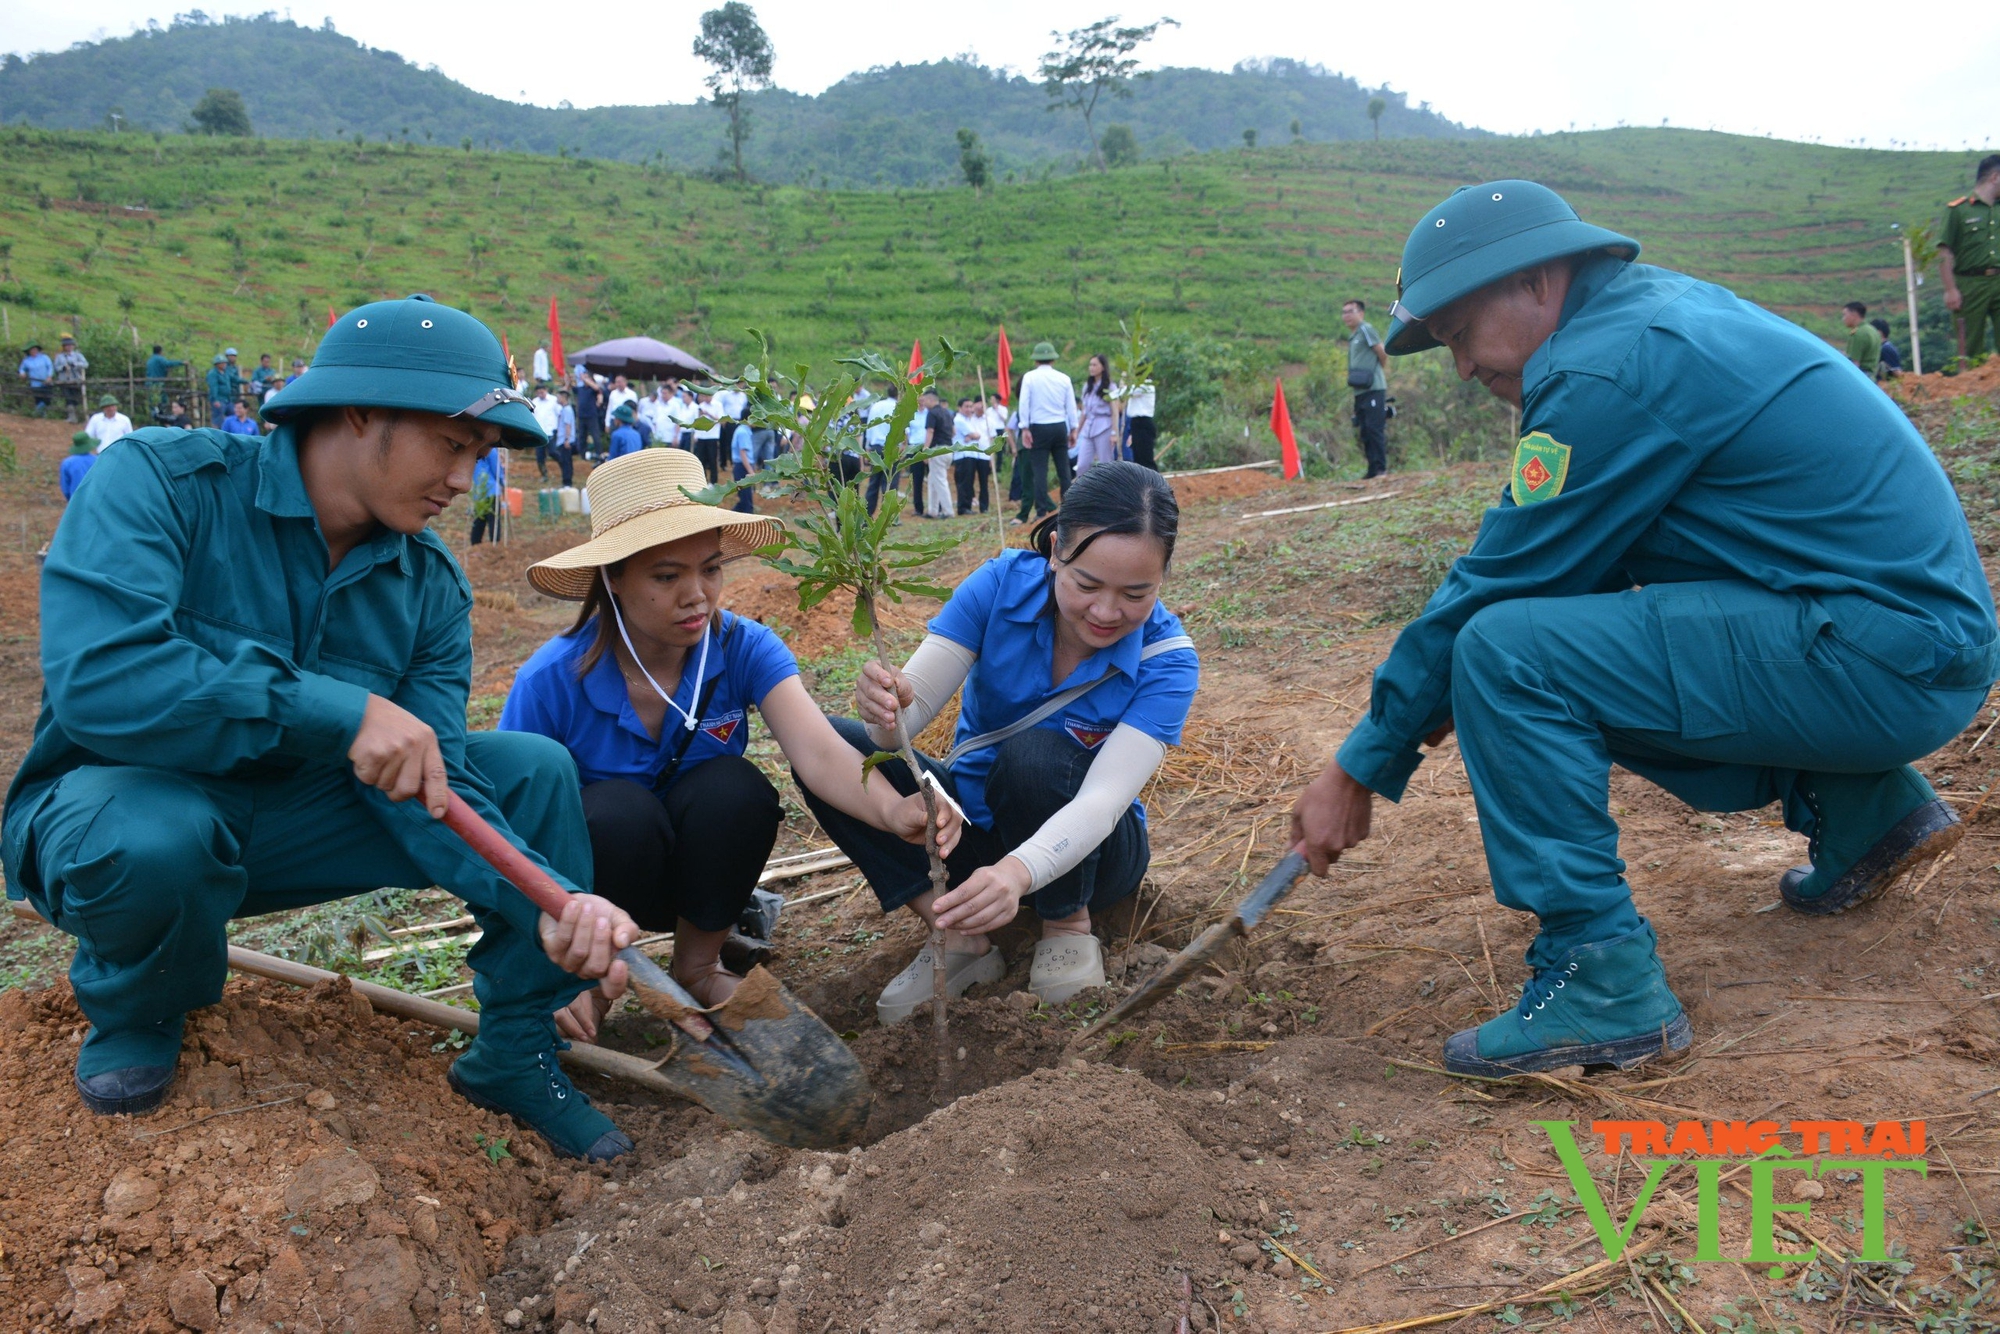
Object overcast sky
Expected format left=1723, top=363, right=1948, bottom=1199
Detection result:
left=7, top=1, right=1997, bottom=151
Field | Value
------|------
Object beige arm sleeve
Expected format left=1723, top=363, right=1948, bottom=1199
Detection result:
left=864, top=634, right=976, bottom=751
left=1010, top=724, right=1167, bottom=891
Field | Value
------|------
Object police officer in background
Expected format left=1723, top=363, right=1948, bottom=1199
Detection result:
left=1291, top=181, right=1997, bottom=1077
left=1340, top=298, right=1390, bottom=479
left=1940, top=155, right=2000, bottom=362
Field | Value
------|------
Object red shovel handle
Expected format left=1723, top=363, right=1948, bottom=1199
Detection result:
left=442, top=792, right=572, bottom=919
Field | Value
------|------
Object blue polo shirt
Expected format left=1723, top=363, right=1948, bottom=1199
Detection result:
left=498, top=611, right=799, bottom=790
left=929, top=549, right=1199, bottom=830
left=607, top=424, right=643, bottom=459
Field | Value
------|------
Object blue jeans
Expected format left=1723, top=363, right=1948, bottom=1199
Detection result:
left=798, top=718, right=1148, bottom=921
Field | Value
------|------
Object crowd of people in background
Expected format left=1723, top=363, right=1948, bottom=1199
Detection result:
left=20, top=329, right=1177, bottom=530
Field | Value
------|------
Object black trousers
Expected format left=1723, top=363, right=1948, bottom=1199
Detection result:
left=576, top=396, right=603, bottom=450
left=693, top=437, right=722, bottom=483
left=579, top=757, right=783, bottom=933
left=865, top=465, right=901, bottom=516
left=470, top=513, right=494, bottom=545
left=954, top=458, right=990, bottom=513
left=798, top=718, right=1148, bottom=921
left=910, top=460, right=931, bottom=516
left=1352, top=391, right=1388, bottom=478
left=1128, top=416, right=1158, bottom=471
left=1016, top=422, right=1070, bottom=520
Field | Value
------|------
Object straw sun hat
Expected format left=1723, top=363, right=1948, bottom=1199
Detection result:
left=527, top=449, right=781, bottom=600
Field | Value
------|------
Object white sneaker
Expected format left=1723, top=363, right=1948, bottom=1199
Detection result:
left=876, top=944, right=1005, bottom=1026
left=1029, top=935, right=1106, bottom=1005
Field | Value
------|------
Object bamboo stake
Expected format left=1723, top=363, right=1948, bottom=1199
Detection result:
left=864, top=589, right=952, bottom=1100
left=1316, top=1256, right=1622, bottom=1334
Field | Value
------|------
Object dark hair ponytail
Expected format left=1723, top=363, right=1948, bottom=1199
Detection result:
left=1029, top=460, right=1180, bottom=569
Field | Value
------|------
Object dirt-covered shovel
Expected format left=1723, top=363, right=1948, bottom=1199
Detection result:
left=1079, top=851, right=1310, bottom=1041
left=444, top=794, right=872, bottom=1149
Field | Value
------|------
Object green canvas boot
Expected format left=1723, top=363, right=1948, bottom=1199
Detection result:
left=1443, top=922, right=1691, bottom=1077
left=1780, top=766, right=1961, bottom=915
left=448, top=1021, right=632, bottom=1163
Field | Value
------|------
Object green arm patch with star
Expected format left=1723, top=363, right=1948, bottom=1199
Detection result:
left=1510, top=432, right=1572, bottom=505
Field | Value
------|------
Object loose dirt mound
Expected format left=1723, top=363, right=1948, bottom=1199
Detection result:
left=495, top=1062, right=1224, bottom=1334
left=0, top=978, right=593, bottom=1333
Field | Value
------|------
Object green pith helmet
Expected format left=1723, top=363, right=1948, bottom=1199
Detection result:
left=1384, top=180, right=1640, bottom=356
left=70, top=432, right=93, bottom=454
left=261, top=295, right=544, bottom=448
left=1031, top=342, right=1058, bottom=361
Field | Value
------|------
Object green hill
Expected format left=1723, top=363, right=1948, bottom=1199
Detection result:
left=0, top=14, right=1476, bottom=187
left=0, top=124, right=1972, bottom=466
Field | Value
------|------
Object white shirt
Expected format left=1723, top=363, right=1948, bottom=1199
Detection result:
left=641, top=393, right=675, bottom=437
left=952, top=412, right=989, bottom=461
left=714, top=388, right=748, bottom=420
left=1018, top=364, right=1078, bottom=429
left=666, top=395, right=699, bottom=430
left=531, top=393, right=561, bottom=436
left=85, top=411, right=133, bottom=452
left=694, top=398, right=723, bottom=441
left=604, top=386, right=637, bottom=424
left=985, top=405, right=1012, bottom=444
left=1121, top=381, right=1156, bottom=417
left=533, top=348, right=551, bottom=383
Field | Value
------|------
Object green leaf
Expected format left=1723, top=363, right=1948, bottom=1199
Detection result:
left=850, top=597, right=874, bottom=637
left=858, top=750, right=899, bottom=788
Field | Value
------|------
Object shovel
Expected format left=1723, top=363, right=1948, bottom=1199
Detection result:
left=1079, top=851, right=1310, bottom=1041
left=444, top=793, right=872, bottom=1149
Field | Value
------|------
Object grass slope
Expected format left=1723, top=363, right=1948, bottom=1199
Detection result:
left=0, top=124, right=1973, bottom=391
left=0, top=15, right=1476, bottom=187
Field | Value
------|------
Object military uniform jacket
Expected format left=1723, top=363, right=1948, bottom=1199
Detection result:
left=1942, top=195, right=2000, bottom=275
left=1337, top=256, right=2000, bottom=801
left=1, top=426, right=578, bottom=940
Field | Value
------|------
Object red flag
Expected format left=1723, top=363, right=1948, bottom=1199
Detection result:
left=908, top=338, right=923, bottom=385
left=500, top=331, right=511, bottom=363
left=547, top=297, right=567, bottom=380
left=995, top=327, right=1013, bottom=405
left=1271, top=378, right=1302, bottom=481
left=326, top=305, right=337, bottom=329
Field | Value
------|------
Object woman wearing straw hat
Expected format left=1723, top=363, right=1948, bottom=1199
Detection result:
left=501, top=450, right=961, bottom=1038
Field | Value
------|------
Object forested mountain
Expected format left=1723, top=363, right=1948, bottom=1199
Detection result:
left=0, top=13, right=1480, bottom=186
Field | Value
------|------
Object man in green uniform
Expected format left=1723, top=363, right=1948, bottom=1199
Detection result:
left=1940, top=156, right=2000, bottom=361
left=3, top=295, right=644, bottom=1161
left=1841, top=302, right=1882, bottom=377
left=1291, top=181, right=1996, bottom=1076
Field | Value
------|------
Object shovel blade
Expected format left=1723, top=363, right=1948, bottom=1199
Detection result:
left=630, top=964, right=872, bottom=1149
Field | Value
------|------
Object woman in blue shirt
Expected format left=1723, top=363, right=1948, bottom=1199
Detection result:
left=502, top=450, right=958, bottom=1036
left=800, top=461, right=1199, bottom=1024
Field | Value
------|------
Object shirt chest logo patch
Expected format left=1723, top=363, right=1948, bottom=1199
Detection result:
left=700, top=710, right=745, bottom=745
left=1511, top=432, right=1572, bottom=506
left=1064, top=718, right=1114, bottom=750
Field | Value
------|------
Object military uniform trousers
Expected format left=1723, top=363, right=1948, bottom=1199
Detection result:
left=11, top=730, right=593, bottom=1052
left=1448, top=581, right=1987, bottom=969
left=1960, top=274, right=2000, bottom=359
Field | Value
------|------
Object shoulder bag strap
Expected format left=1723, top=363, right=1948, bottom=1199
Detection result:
left=942, top=634, right=1194, bottom=767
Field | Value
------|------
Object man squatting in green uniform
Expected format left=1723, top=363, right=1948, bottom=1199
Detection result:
left=1291, top=181, right=1998, bottom=1076
left=1941, top=155, right=2000, bottom=362
left=3, top=296, right=646, bottom=1161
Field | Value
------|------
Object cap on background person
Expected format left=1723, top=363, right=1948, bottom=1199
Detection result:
left=213, top=353, right=227, bottom=364
left=1385, top=180, right=1640, bottom=356
left=60, top=335, right=75, bottom=345
left=1031, top=342, right=1058, bottom=362
left=69, top=432, right=93, bottom=454
left=612, top=402, right=636, bottom=423
left=261, top=294, right=545, bottom=448
left=224, top=347, right=238, bottom=357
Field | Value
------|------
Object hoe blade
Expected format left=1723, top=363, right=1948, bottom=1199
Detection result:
left=624, top=951, right=872, bottom=1149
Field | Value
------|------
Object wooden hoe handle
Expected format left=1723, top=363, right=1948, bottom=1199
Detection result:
left=441, top=792, right=572, bottom=919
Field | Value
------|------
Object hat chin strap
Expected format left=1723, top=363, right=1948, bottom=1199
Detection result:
left=604, top=580, right=709, bottom=733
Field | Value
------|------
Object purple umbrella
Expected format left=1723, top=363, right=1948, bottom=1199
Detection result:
left=572, top=336, right=714, bottom=381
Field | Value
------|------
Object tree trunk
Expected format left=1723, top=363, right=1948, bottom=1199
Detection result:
left=730, top=95, right=746, bottom=182
left=863, top=590, right=952, bottom=1099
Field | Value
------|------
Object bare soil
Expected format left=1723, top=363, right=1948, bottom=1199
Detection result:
left=1, top=414, right=1998, bottom=1333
